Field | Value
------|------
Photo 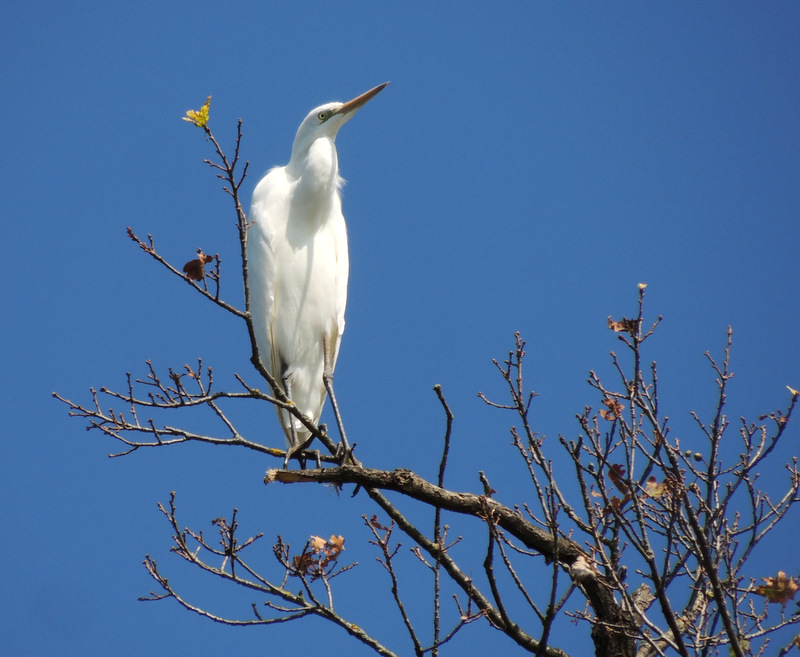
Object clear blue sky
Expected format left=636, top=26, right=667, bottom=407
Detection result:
left=3, top=3, right=799, bottom=655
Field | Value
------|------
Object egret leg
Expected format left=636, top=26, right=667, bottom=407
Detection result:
left=282, top=375, right=306, bottom=469
left=323, top=336, right=351, bottom=463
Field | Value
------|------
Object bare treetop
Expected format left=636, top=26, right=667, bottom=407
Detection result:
left=56, top=103, right=800, bottom=657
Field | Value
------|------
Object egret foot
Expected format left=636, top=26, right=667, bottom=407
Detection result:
left=283, top=442, right=300, bottom=469
left=335, top=441, right=356, bottom=466
left=283, top=438, right=315, bottom=469
left=283, top=446, right=293, bottom=470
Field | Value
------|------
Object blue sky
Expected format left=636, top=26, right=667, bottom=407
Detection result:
left=3, top=2, right=799, bottom=655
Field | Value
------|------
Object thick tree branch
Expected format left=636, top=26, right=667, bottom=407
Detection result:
left=266, top=465, right=638, bottom=656
left=267, top=466, right=583, bottom=562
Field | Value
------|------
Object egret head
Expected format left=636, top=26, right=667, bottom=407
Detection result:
left=291, top=82, right=389, bottom=159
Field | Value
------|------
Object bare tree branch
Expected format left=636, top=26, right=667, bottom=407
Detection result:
left=57, top=114, right=800, bottom=657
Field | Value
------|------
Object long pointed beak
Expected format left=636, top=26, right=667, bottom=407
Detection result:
left=334, top=82, right=390, bottom=116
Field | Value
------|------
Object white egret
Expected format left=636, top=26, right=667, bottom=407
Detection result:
left=247, top=82, right=388, bottom=467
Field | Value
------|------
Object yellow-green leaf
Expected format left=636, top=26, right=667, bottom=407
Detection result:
left=183, top=95, right=212, bottom=127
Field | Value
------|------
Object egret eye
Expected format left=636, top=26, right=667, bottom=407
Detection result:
left=318, top=111, right=328, bottom=121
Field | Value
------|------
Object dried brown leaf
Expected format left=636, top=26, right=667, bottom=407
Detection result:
left=608, top=316, right=638, bottom=334
left=327, top=534, right=345, bottom=557
left=367, top=515, right=387, bottom=531
left=599, top=397, right=624, bottom=421
left=754, top=571, right=799, bottom=606
left=183, top=249, right=215, bottom=281
left=608, top=464, right=626, bottom=491
left=645, top=476, right=668, bottom=498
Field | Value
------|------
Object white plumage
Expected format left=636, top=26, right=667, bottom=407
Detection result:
left=247, top=83, right=387, bottom=464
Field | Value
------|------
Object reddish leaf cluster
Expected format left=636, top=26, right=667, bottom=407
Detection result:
left=183, top=249, right=216, bottom=281
left=592, top=464, right=633, bottom=514
left=367, top=515, right=388, bottom=531
left=607, top=464, right=627, bottom=491
left=754, top=571, right=799, bottom=607
left=593, top=465, right=677, bottom=515
left=599, top=397, right=624, bottom=421
left=291, top=534, right=346, bottom=579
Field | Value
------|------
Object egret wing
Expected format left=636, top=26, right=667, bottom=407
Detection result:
left=247, top=167, right=284, bottom=379
left=332, top=202, right=349, bottom=371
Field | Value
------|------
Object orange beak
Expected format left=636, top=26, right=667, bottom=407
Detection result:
left=334, top=82, right=390, bottom=117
